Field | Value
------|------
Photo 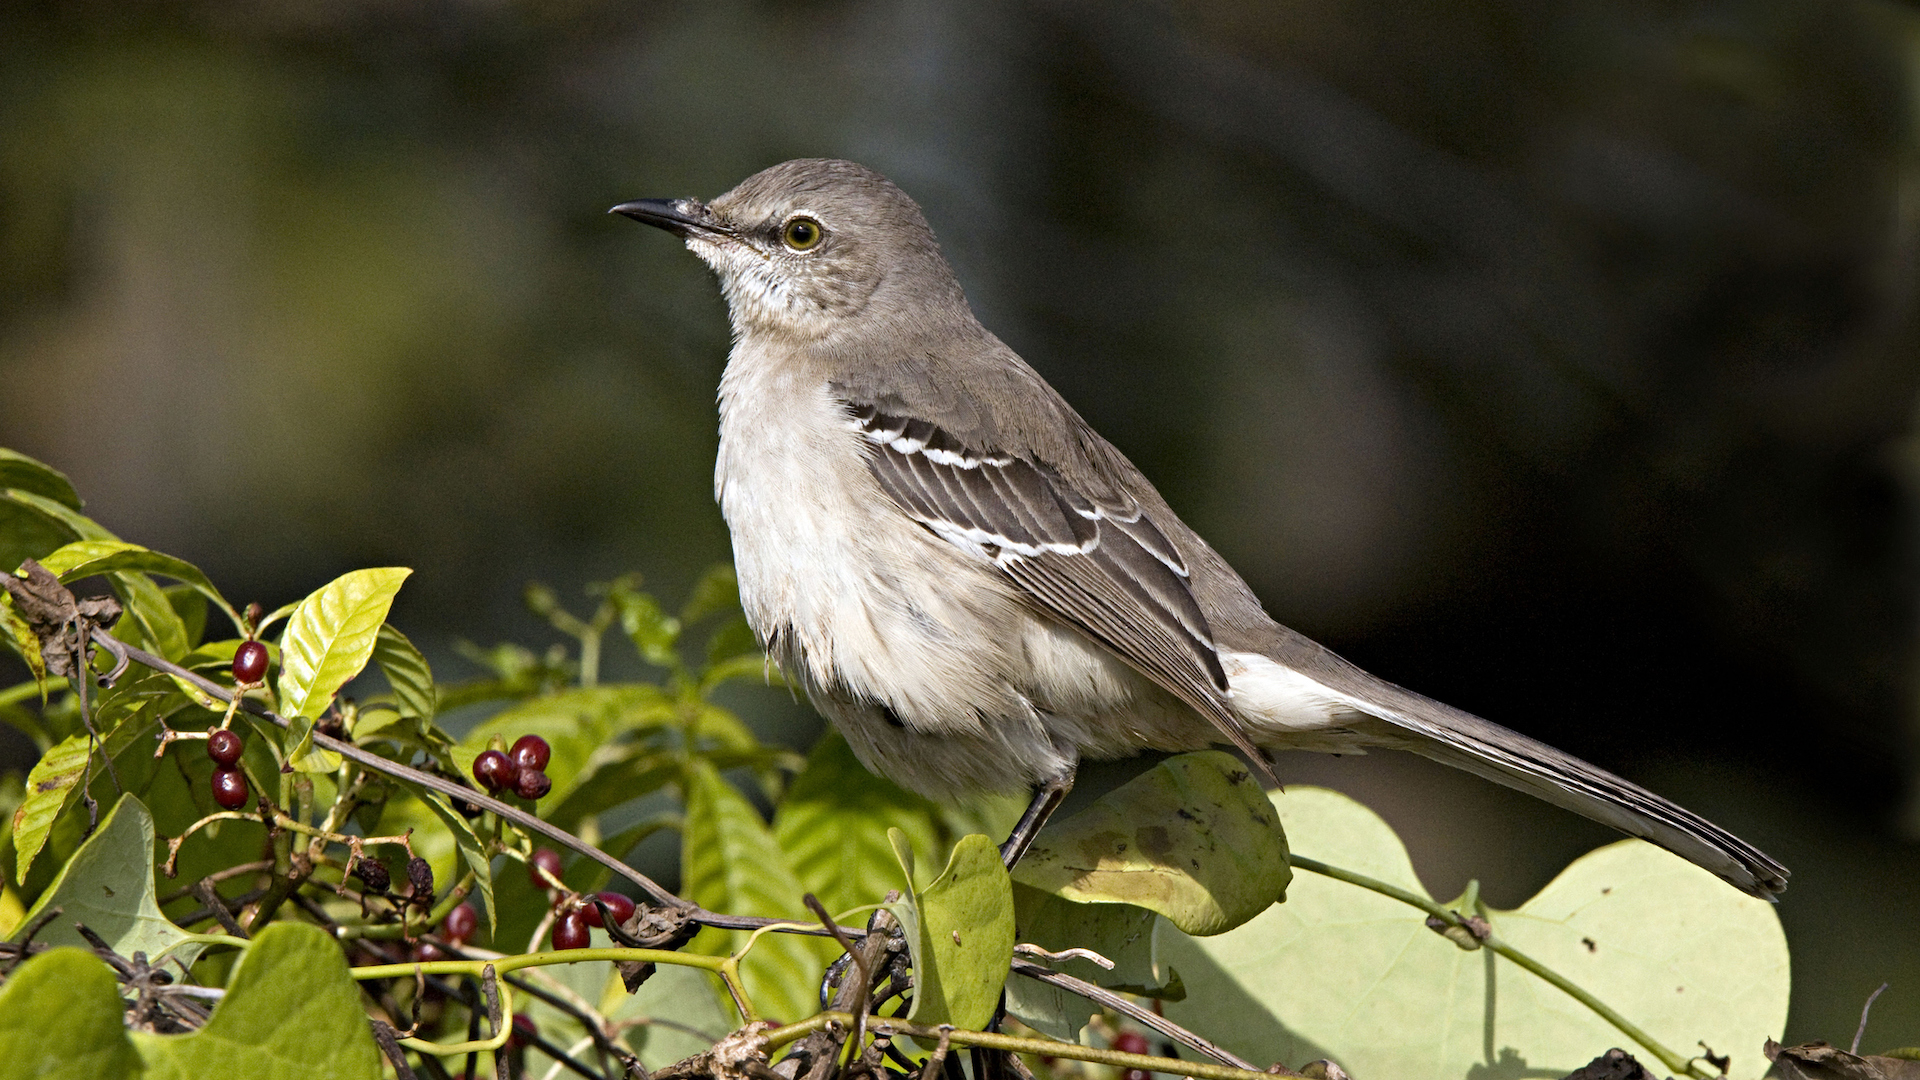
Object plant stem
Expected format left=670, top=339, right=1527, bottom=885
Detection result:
left=1287, top=854, right=1712, bottom=1079
left=764, top=1012, right=1276, bottom=1080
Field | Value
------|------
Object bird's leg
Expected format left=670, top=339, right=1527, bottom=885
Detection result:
left=998, top=765, right=1076, bottom=868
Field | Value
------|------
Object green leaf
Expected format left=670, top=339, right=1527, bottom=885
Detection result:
left=886, top=832, right=1014, bottom=1031
left=37, top=539, right=241, bottom=633
left=1006, top=884, right=1169, bottom=1040
left=11, top=794, right=204, bottom=970
left=611, top=961, right=732, bottom=1069
left=1013, top=751, right=1289, bottom=936
left=283, top=715, right=342, bottom=773
left=2, top=486, right=115, bottom=540
left=1156, top=787, right=1792, bottom=1080
left=0, top=593, right=46, bottom=698
left=681, top=757, right=830, bottom=1024
left=132, top=921, right=383, bottom=1079
left=0, top=449, right=83, bottom=510
left=774, top=731, right=942, bottom=919
left=679, top=563, right=741, bottom=625
left=11, top=732, right=91, bottom=882
left=371, top=623, right=435, bottom=724
left=111, top=570, right=192, bottom=661
left=0, top=946, right=144, bottom=1078
left=612, top=586, right=682, bottom=668
left=276, top=568, right=412, bottom=720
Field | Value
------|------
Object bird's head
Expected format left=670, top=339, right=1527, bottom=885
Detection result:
left=613, top=158, right=971, bottom=344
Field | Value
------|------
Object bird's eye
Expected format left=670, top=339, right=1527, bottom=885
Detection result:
left=782, top=217, right=824, bottom=251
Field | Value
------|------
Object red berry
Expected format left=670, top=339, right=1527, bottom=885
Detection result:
left=582, top=891, right=635, bottom=929
left=1123, top=1071, right=1150, bottom=1080
left=509, top=1013, right=537, bottom=1049
left=509, top=734, right=551, bottom=772
left=232, top=640, right=268, bottom=684
left=473, top=750, right=518, bottom=792
left=529, top=848, right=563, bottom=890
left=513, top=768, right=552, bottom=800
left=207, top=729, right=243, bottom=767
left=210, top=768, right=249, bottom=809
left=551, top=909, right=590, bottom=950
left=411, top=941, right=445, bottom=963
left=443, top=902, right=478, bottom=945
left=1113, top=1032, right=1149, bottom=1057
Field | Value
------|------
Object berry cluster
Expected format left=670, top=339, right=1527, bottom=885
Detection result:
left=204, top=640, right=271, bottom=809
left=526, top=846, right=636, bottom=951
left=472, top=735, right=554, bottom=801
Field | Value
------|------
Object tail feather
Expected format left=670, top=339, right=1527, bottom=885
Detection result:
left=1242, top=636, right=1789, bottom=899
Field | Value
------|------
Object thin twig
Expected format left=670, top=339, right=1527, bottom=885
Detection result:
left=1852, top=982, right=1889, bottom=1054
left=1006, top=960, right=1254, bottom=1069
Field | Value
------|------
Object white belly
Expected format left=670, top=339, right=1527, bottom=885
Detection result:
left=714, top=351, right=1204, bottom=797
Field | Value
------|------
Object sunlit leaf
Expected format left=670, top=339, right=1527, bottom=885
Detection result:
left=0, top=946, right=143, bottom=1078
left=0, top=449, right=82, bottom=510
left=681, top=757, right=830, bottom=1024
left=131, top=922, right=383, bottom=1079
left=11, top=732, right=91, bottom=882
left=38, top=539, right=242, bottom=634
left=1013, top=751, right=1289, bottom=936
left=774, top=731, right=941, bottom=919
left=371, top=622, right=435, bottom=724
left=886, top=831, right=1014, bottom=1031
left=1156, top=787, right=1792, bottom=1080
left=284, top=715, right=342, bottom=773
left=10, top=794, right=204, bottom=970
left=0, top=593, right=46, bottom=698
left=275, top=567, right=411, bottom=721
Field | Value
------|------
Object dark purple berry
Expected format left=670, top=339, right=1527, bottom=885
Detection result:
left=354, top=858, right=392, bottom=893
left=513, top=768, right=552, bottom=800
left=443, top=902, right=478, bottom=945
left=1112, top=1033, right=1148, bottom=1056
left=509, top=734, right=551, bottom=772
left=210, top=768, right=249, bottom=809
left=509, top=1013, right=537, bottom=1049
left=582, top=891, right=635, bottom=929
left=551, top=909, right=590, bottom=951
left=529, top=848, right=563, bottom=891
left=407, top=856, right=435, bottom=904
left=232, top=640, right=268, bottom=684
left=207, top=729, right=243, bottom=767
left=473, top=750, right=518, bottom=792
left=411, top=941, right=446, bottom=963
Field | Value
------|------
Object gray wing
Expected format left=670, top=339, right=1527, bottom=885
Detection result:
left=843, top=397, right=1273, bottom=774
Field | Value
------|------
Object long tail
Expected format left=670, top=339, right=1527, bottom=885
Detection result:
left=1248, top=637, right=1790, bottom=899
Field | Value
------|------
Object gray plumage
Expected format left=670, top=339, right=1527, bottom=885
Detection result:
left=613, top=158, right=1789, bottom=899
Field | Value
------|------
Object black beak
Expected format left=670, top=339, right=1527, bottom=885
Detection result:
left=609, top=198, right=726, bottom=238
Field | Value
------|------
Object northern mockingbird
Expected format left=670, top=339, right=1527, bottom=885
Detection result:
left=613, top=158, right=1788, bottom=899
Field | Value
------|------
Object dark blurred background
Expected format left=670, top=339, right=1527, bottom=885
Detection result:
left=2, top=0, right=1916, bottom=1044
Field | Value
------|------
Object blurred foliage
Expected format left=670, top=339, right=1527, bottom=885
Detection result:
left=0, top=0, right=1916, bottom=1043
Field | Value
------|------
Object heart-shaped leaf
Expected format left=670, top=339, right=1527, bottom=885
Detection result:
left=1157, top=787, right=1790, bottom=1080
